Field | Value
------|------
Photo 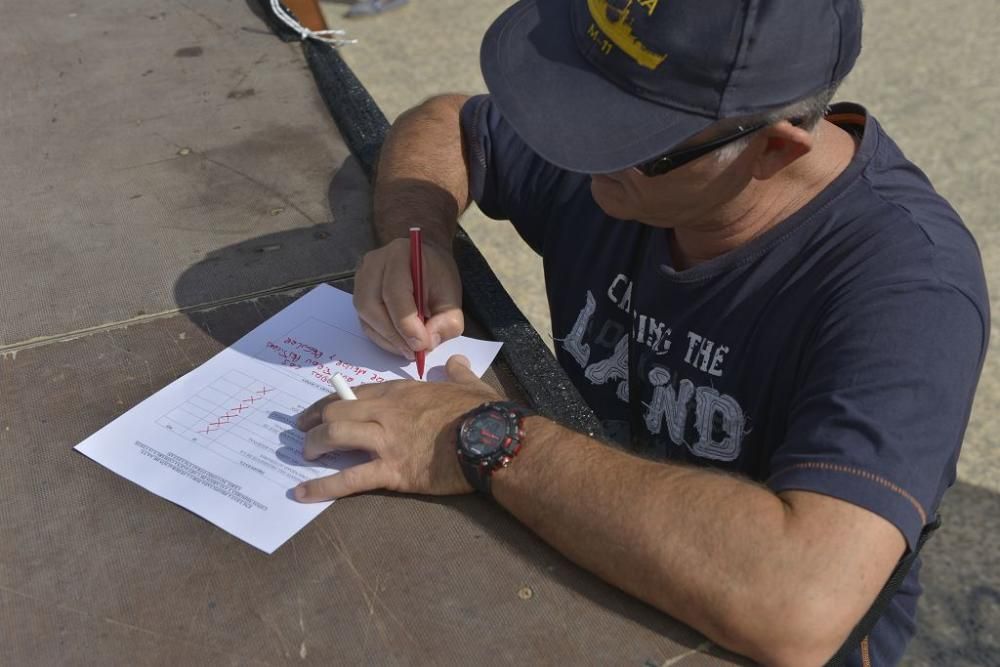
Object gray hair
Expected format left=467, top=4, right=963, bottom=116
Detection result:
left=713, top=84, right=841, bottom=163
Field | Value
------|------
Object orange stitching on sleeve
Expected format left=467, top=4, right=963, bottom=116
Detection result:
left=861, top=635, right=872, bottom=667
left=768, top=462, right=927, bottom=525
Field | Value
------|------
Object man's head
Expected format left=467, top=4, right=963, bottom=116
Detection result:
left=480, top=0, right=862, bottom=175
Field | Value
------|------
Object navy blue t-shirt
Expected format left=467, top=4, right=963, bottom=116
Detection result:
left=461, top=95, right=989, bottom=665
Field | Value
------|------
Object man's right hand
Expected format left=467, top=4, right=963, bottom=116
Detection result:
left=353, top=236, right=464, bottom=360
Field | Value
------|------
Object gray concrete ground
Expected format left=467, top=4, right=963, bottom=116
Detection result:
left=324, top=2, right=999, bottom=664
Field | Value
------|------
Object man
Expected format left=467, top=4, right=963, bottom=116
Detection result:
left=293, top=1, right=988, bottom=664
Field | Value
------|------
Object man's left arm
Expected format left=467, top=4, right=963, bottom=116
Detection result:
left=294, top=357, right=903, bottom=667
left=491, top=416, right=904, bottom=667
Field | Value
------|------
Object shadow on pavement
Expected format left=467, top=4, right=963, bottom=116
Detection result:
left=171, top=155, right=373, bottom=338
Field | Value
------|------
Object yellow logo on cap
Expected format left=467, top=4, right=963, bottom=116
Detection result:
left=587, top=0, right=667, bottom=70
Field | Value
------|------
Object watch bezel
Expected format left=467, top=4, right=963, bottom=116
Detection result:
left=457, top=402, right=525, bottom=471
left=456, top=401, right=534, bottom=496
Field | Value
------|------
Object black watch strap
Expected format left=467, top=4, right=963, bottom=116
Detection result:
left=459, top=451, right=494, bottom=496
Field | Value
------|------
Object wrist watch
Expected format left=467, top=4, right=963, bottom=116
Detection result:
left=456, top=401, right=534, bottom=496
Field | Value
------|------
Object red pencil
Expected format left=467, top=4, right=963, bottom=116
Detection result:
left=409, top=227, right=426, bottom=379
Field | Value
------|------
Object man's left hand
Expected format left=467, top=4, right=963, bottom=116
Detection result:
left=292, top=355, right=500, bottom=502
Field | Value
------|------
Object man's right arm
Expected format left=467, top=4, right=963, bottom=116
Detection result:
left=353, top=94, right=472, bottom=359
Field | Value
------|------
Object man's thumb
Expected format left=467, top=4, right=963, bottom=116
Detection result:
left=445, top=355, right=479, bottom=385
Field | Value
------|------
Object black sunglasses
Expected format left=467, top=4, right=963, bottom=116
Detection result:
left=633, top=123, right=767, bottom=177
left=634, top=117, right=805, bottom=177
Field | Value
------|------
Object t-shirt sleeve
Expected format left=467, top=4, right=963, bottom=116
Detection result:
left=459, top=94, right=575, bottom=254
left=767, top=280, right=988, bottom=550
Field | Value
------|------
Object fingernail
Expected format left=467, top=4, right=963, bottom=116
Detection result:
left=407, top=336, right=422, bottom=350
left=430, top=333, right=442, bottom=348
left=401, top=347, right=415, bottom=361
left=294, top=485, right=308, bottom=501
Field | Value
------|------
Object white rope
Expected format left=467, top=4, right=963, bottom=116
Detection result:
left=269, top=0, right=357, bottom=47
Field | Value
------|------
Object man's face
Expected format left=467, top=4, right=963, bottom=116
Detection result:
left=589, top=128, right=758, bottom=228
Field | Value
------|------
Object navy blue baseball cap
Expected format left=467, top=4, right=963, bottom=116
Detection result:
left=480, top=0, right=862, bottom=174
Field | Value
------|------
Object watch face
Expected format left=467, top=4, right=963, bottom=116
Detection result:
left=461, top=409, right=510, bottom=458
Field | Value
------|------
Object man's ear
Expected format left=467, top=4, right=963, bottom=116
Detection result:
left=751, top=120, right=815, bottom=180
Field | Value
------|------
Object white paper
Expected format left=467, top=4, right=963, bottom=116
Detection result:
left=75, top=284, right=503, bottom=553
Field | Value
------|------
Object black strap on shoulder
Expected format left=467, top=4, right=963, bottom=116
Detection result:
left=823, top=515, right=941, bottom=667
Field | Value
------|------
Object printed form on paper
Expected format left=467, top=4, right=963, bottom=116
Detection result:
left=75, top=284, right=503, bottom=554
